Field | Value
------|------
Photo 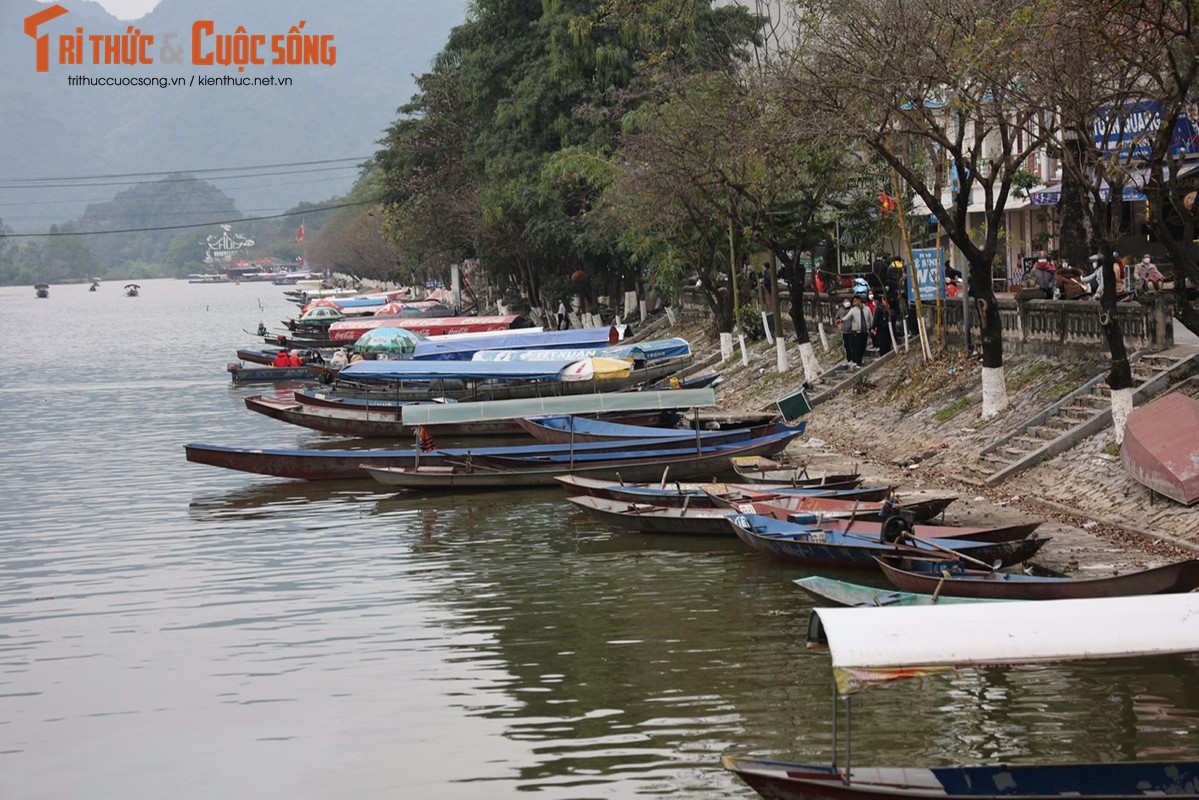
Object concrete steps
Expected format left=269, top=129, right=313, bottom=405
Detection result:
left=975, top=350, right=1198, bottom=486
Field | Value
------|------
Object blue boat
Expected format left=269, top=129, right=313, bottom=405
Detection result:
left=469, top=337, right=692, bottom=364
left=412, top=327, right=625, bottom=361
left=514, top=414, right=772, bottom=444
left=726, top=512, right=1047, bottom=569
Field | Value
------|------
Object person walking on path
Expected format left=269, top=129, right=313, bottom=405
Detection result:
left=839, top=294, right=873, bottom=368
left=557, top=299, right=569, bottom=330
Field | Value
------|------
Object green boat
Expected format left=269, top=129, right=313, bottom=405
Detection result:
left=794, top=575, right=1000, bottom=607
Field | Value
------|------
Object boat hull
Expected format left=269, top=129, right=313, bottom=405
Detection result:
left=554, top=475, right=895, bottom=507
left=360, top=430, right=806, bottom=490
left=1120, top=391, right=1199, bottom=505
left=566, top=495, right=737, bottom=535
left=185, top=426, right=803, bottom=482
left=876, top=555, right=1199, bottom=600
left=244, top=395, right=524, bottom=438
left=727, top=514, right=1047, bottom=570
left=793, top=576, right=996, bottom=607
left=723, top=756, right=1199, bottom=800
left=515, top=414, right=775, bottom=444
left=228, top=365, right=315, bottom=384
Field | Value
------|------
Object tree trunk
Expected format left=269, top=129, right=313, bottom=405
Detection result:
left=1058, top=134, right=1092, bottom=271
left=971, top=270, right=1008, bottom=418
left=788, top=266, right=810, bottom=346
left=1097, top=254, right=1134, bottom=442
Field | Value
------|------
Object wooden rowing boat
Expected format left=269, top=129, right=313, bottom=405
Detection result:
left=745, top=510, right=1038, bottom=543
left=875, top=554, right=1199, bottom=600
left=715, top=492, right=957, bottom=523
left=514, top=414, right=777, bottom=444
left=730, top=455, right=862, bottom=487
left=1120, top=391, right=1199, bottom=505
left=553, top=475, right=896, bottom=506
left=358, top=426, right=808, bottom=489
left=726, top=512, right=1047, bottom=570
left=183, top=422, right=792, bottom=482
left=793, top=575, right=996, bottom=606
left=566, top=495, right=1038, bottom=542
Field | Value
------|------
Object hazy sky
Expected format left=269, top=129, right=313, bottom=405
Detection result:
left=66, top=0, right=160, bottom=19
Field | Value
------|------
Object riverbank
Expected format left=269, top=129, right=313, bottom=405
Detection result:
left=667, top=316, right=1199, bottom=575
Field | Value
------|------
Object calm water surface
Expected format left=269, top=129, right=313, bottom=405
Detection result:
left=1, top=279, right=1196, bottom=799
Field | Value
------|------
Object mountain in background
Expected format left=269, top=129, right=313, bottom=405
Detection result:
left=0, top=0, right=467, bottom=231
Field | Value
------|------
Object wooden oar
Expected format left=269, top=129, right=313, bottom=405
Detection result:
left=905, top=534, right=1003, bottom=571
left=931, top=569, right=950, bottom=604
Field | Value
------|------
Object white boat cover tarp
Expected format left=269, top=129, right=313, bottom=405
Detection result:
left=399, top=388, right=717, bottom=425
left=813, top=593, right=1199, bottom=694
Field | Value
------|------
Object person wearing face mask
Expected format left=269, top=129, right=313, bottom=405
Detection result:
left=838, top=294, right=873, bottom=368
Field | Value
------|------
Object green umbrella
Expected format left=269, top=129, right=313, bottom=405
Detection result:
left=353, top=326, right=421, bottom=356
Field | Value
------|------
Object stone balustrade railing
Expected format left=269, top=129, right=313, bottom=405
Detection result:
left=675, top=286, right=1176, bottom=354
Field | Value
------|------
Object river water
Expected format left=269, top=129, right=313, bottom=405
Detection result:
left=2, top=278, right=1197, bottom=799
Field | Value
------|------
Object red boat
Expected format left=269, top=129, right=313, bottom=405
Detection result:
left=1120, top=391, right=1199, bottom=506
left=328, top=314, right=533, bottom=343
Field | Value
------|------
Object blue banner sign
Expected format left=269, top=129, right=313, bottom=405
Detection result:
left=909, top=248, right=944, bottom=301
left=1095, top=100, right=1199, bottom=160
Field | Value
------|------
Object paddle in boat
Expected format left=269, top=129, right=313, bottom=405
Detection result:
left=874, top=553, right=1199, bottom=600
left=724, top=593, right=1199, bottom=800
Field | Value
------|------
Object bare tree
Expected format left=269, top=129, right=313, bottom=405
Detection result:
left=1093, top=0, right=1199, bottom=339
left=309, top=208, right=405, bottom=282
left=1040, top=0, right=1199, bottom=441
left=786, top=0, right=1056, bottom=417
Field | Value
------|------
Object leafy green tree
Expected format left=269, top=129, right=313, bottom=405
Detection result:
left=376, top=0, right=761, bottom=318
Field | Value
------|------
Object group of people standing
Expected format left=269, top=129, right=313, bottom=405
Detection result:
left=837, top=291, right=893, bottom=368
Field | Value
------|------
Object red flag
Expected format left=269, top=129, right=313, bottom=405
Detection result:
left=296, top=224, right=305, bottom=243
left=879, top=193, right=896, bottom=216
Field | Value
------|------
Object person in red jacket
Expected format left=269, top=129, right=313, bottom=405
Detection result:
left=287, top=351, right=304, bottom=367
left=272, top=350, right=291, bottom=367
